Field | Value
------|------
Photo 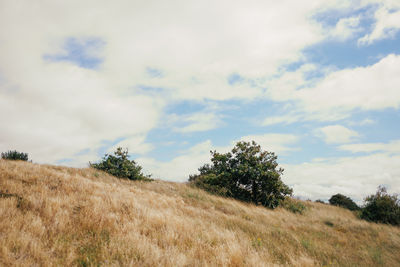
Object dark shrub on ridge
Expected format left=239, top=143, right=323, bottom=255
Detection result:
left=329, top=194, right=359, bottom=211
left=90, top=147, right=151, bottom=181
left=1, top=150, right=29, bottom=161
left=361, top=186, right=400, bottom=226
left=189, top=141, right=292, bottom=209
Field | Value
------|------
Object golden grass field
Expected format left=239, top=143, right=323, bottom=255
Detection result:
left=1, top=159, right=400, bottom=266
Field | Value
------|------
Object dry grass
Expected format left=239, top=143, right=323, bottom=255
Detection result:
left=1, top=160, right=400, bottom=266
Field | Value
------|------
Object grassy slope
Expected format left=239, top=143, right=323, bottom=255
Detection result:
left=1, top=160, right=399, bottom=267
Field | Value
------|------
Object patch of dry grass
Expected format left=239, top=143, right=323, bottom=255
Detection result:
left=1, top=159, right=399, bottom=266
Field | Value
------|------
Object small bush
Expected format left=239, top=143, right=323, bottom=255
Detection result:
left=189, top=173, right=230, bottom=196
left=315, top=199, right=325, bottom=204
left=1, top=150, right=29, bottom=161
left=89, top=147, right=151, bottom=181
left=329, top=193, right=359, bottom=211
left=282, top=198, right=307, bottom=214
left=361, top=186, right=400, bottom=226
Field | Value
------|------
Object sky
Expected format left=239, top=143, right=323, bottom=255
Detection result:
left=1, top=0, right=399, bottom=203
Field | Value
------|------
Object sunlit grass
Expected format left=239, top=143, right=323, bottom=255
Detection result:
left=1, top=159, right=399, bottom=266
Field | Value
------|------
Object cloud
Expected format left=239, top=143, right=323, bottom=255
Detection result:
left=107, top=135, right=154, bottom=155
left=0, top=0, right=332, bottom=103
left=137, top=140, right=214, bottom=181
left=298, top=54, right=400, bottom=113
left=330, top=16, right=361, bottom=40
left=339, top=139, right=400, bottom=154
left=348, top=118, right=375, bottom=126
left=316, top=125, right=359, bottom=144
left=1, top=0, right=399, bottom=168
left=172, top=112, right=222, bottom=133
left=1, top=0, right=343, bottom=165
left=0, top=63, right=162, bottom=164
left=263, top=54, right=400, bottom=124
left=263, top=114, right=302, bottom=126
left=283, top=152, right=400, bottom=203
left=239, top=133, right=299, bottom=154
left=358, top=4, right=400, bottom=45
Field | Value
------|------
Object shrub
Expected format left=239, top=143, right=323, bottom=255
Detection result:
left=360, top=186, right=400, bottom=226
left=89, top=147, right=151, bottom=181
left=282, top=198, right=307, bottom=214
left=329, top=193, right=359, bottom=211
left=189, top=141, right=292, bottom=209
left=1, top=150, right=29, bottom=161
left=315, top=199, right=325, bottom=204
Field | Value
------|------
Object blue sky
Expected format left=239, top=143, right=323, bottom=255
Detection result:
left=1, top=0, right=400, bottom=202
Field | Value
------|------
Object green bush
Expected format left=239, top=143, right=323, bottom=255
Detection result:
left=89, top=147, right=151, bottom=181
left=189, top=141, right=292, bottom=209
left=329, top=193, right=359, bottom=211
left=361, top=186, right=400, bottom=226
left=1, top=150, right=29, bottom=161
left=282, top=198, right=307, bottom=214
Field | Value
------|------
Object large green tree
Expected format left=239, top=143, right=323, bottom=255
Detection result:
left=189, top=141, right=292, bottom=208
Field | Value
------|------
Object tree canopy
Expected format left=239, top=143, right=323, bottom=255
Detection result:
left=90, top=147, right=150, bottom=181
left=329, top=193, right=359, bottom=211
left=1, top=150, right=29, bottom=161
left=189, top=141, right=292, bottom=208
left=361, top=186, right=400, bottom=225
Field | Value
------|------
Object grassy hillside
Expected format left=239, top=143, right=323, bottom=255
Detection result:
left=1, top=160, right=399, bottom=266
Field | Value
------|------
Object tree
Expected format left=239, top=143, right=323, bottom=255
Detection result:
left=189, top=141, right=292, bottom=208
left=361, top=186, right=400, bottom=225
left=329, top=194, right=359, bottom=211
left=1, top=150, right=29, bottom=161
left=90, top=147, right=151, bottom=181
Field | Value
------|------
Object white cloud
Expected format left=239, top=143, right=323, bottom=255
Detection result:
left=316, top=125, right=359, bottom=144
left=263, top=54, right=400, bottom=124
left=349, top=118, right=376, bottom=126
left=1, top=0, right=399, bottom=167
left=339, top=139, right=400, bottom=154
left=0, top=63, right=162, bottom=164
left=359, top=118, right=375, bottom=125
left=173, top=112, right=222, bottom=133
left=65, top=148, right=102, bottom=168
left=358, top=4, right=400, bottom=45
left=298, top=54, right=400, bottom=113
left=263, top=115, right=301, bottom=126
left=331, top=16, right=361, bottom=40
left=239, top=133, right=299, bottom=154
left=0, top=0, right=341, bottom=165
left=0, top=0, right=335, bottom=102
left=283, top=152, right=400, bottom=203
left=137, top=140, right=214, bottom=182
left=108, top=135, right=154, bottom=155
